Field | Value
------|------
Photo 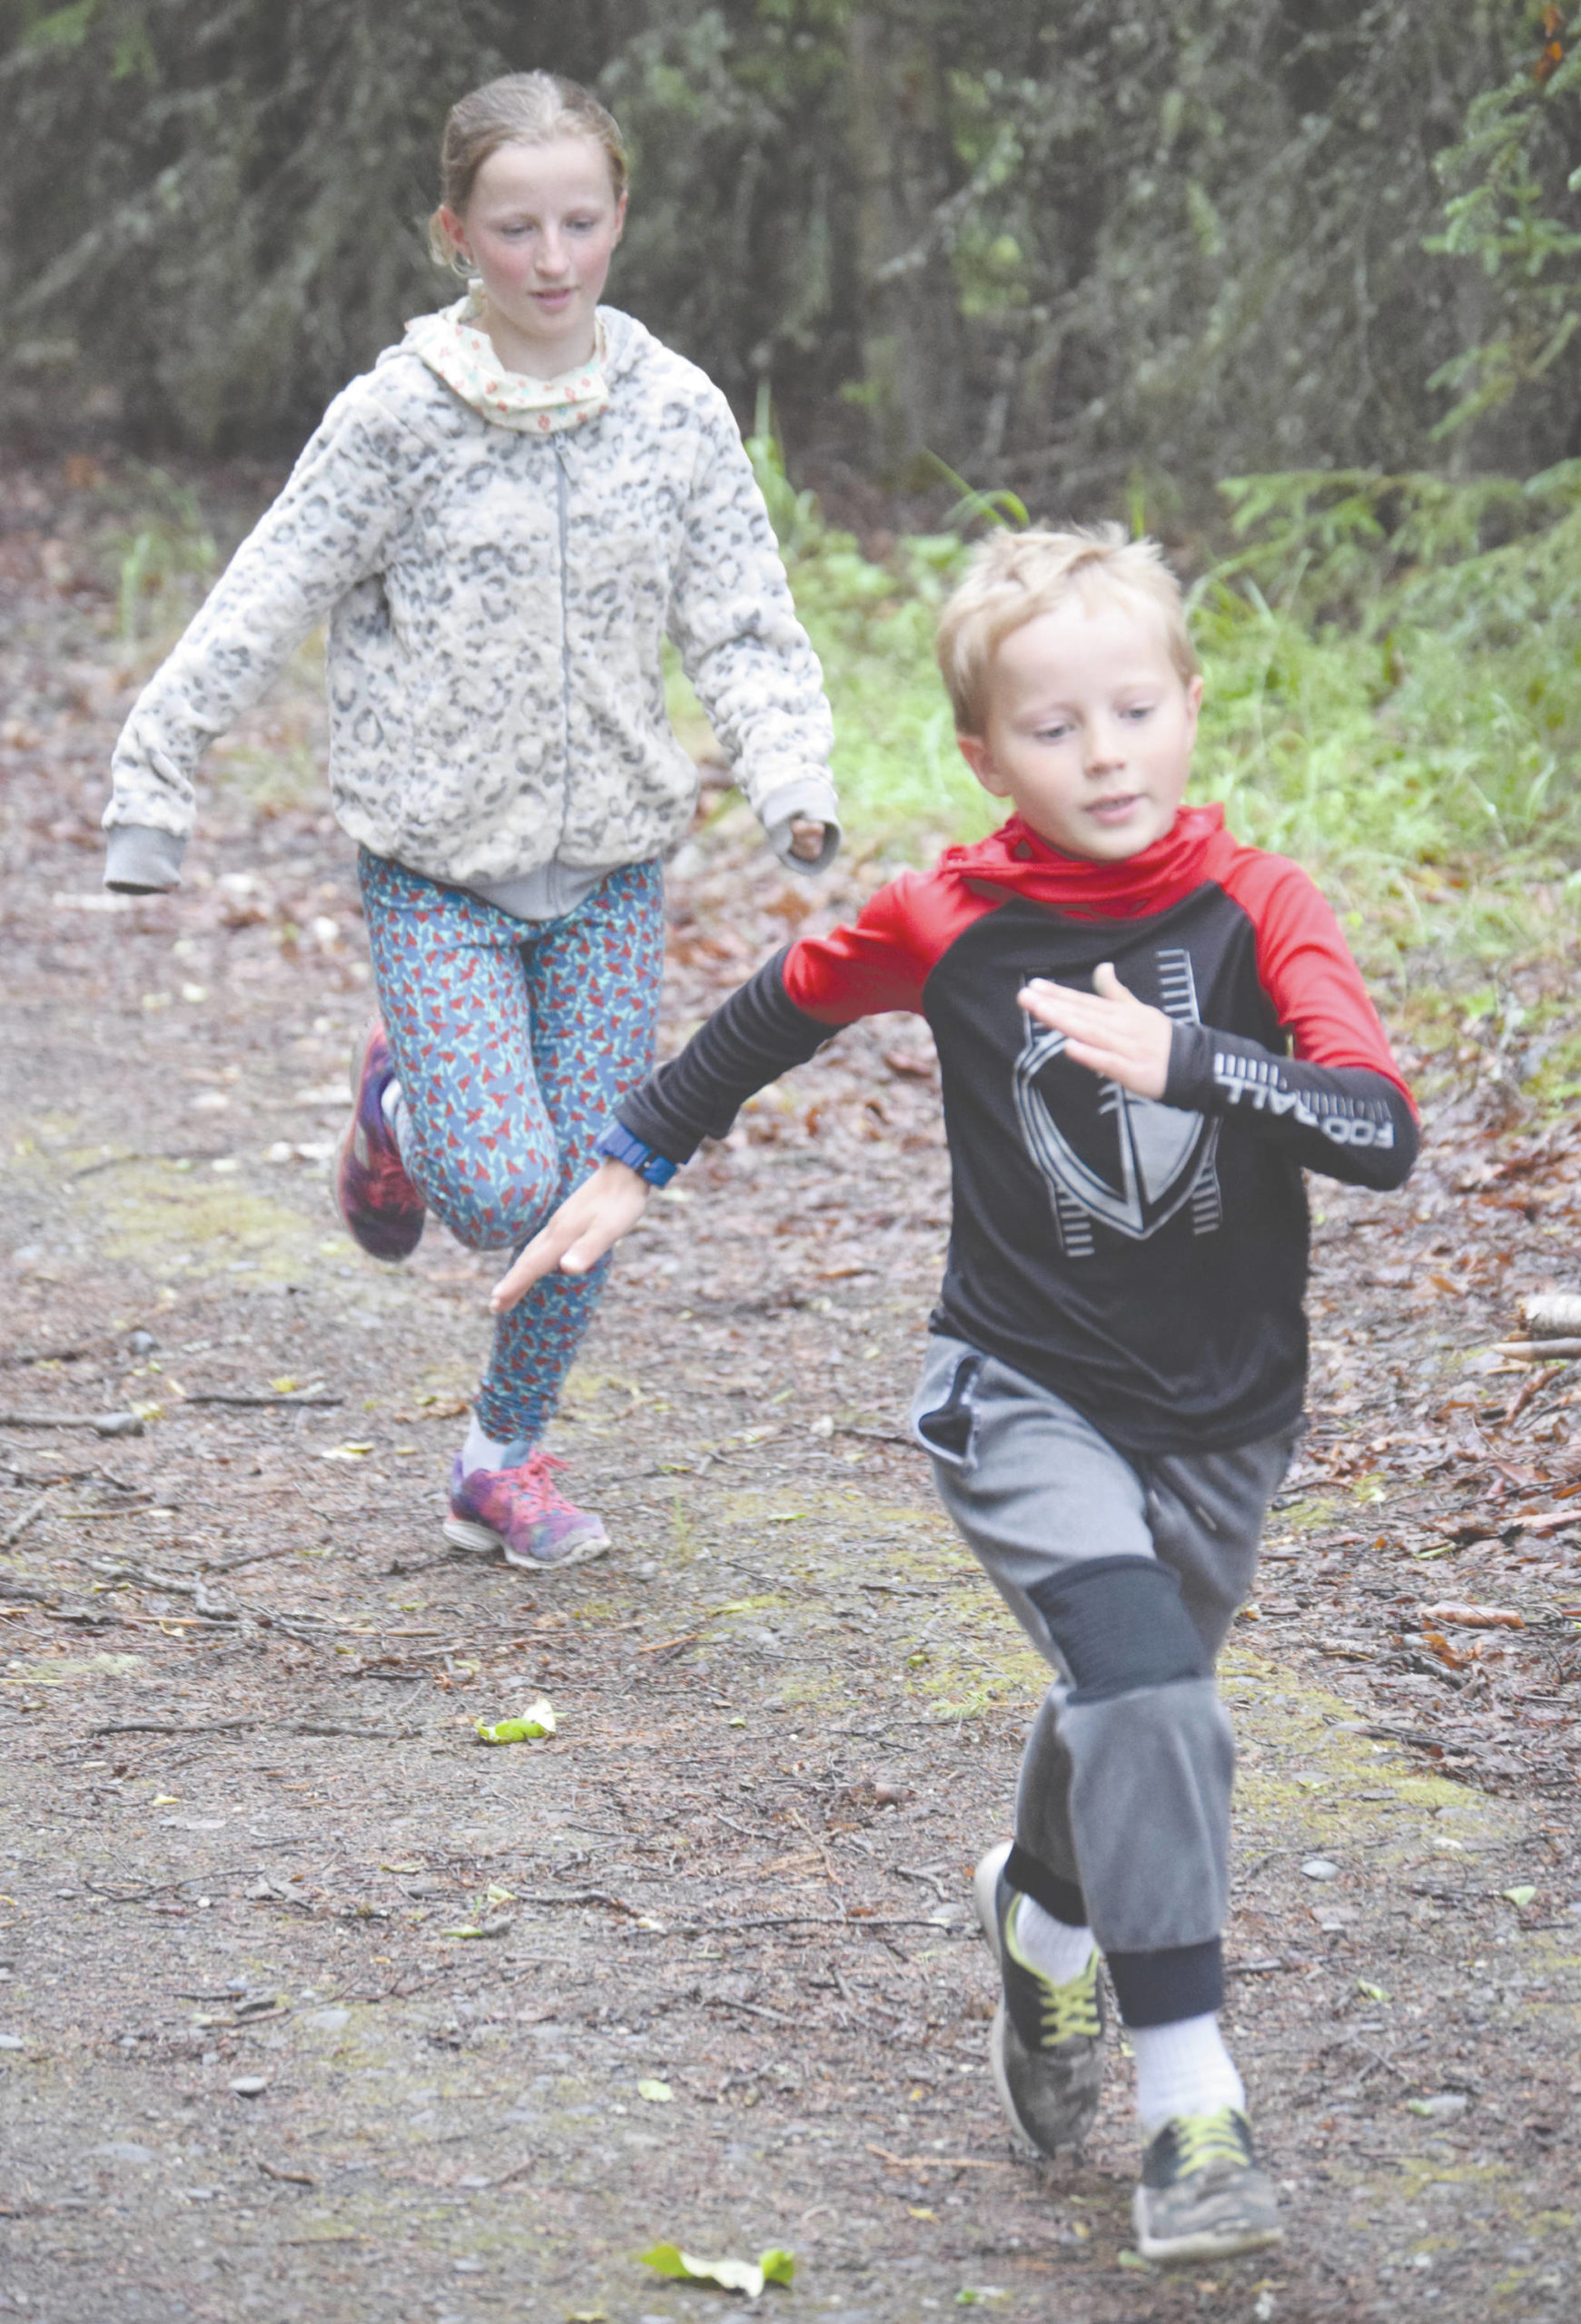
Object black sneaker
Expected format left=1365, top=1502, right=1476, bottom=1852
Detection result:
left=1131, top=2107, right=1283, bottom=2262
left=973, top=1841, right=1104, bottom=2155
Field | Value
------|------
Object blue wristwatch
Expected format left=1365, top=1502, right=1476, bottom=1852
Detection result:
left=595, top=1120, right=679, bottom=1188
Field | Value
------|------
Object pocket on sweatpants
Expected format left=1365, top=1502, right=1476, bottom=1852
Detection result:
left=910, top=1347, right=983, bottom=1472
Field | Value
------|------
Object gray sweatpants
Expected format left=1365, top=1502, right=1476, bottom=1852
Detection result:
left=910, top=1334, right=1296, bottom=2027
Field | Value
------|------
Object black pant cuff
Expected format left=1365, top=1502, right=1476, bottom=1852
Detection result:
left=1004, top=1843, right=1087, bottom=1928
left=1106, top=1937, right=1224, bottom=2028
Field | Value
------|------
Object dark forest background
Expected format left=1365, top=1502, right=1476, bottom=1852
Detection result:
left=5, top=1, right=1581, bottom=514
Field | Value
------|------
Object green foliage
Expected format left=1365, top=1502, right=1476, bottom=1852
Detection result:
left=739, top=450, right=1581, bottom=980
left=0, top=0, right=619, bottom=449
left=1201, top=462, right=1581, bottom=945
left=0, top=0, right=1571, bottom=497
left=101, top=462, right=216, bottom=646
left=743, top=406, right=988, bottom=839
left=1426, top=4, right=1581, bottom=437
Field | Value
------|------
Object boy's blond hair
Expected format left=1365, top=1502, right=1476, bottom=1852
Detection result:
left=935, top=524, right=1198, bottom=735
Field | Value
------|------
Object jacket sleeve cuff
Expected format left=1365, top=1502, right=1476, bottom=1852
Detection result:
left=760, top=776, right=842, bottom=875
left=1161, top=1021, right=1212, bottom=1110
left=104, top=822, right=185, bottom=893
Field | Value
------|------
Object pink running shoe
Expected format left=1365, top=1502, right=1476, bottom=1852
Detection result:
left=334, top=1022, right=425, bottom=1261
left=444, top=1451, right=608, bottom=1570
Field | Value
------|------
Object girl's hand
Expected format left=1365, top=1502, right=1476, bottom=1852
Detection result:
left=787, top=816, right=829, bottom=862
left=490, top=1159, right=651, bottom=1314
left=1018, top=963, right=1174, bottom=1101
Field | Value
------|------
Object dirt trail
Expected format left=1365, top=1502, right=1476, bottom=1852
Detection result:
left=3, top=459, right=1580, bottom=2323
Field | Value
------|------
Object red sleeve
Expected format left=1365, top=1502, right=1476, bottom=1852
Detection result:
left=1219, top=847, right=1418, bottom=1114
left=782, top=866, right=993, bottom=1024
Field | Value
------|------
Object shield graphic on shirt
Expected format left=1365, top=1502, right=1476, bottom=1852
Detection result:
left=1013, top=949, right=1222, bottom=1247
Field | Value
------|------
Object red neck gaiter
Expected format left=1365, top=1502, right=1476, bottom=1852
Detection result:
left=939, top=804, right=1239, bottom=921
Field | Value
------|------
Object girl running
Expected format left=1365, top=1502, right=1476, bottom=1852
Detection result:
left=102, top=71, right=838, bottom=1571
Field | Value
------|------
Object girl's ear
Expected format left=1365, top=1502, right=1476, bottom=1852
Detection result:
left=437, top=204, right=470, bottom=269
left=611, top=189, right=628, bottom=248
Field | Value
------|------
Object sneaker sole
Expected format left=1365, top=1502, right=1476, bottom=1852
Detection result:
left=334, top=1023, right=424, bottom=1262
left=973, top=1839, right=1013, bottom=1966
left=1131, top=2188, right=1285, bottom=2265
left=986, top=2001, right=1045, bottom=2155
left=975, top=1844, right=1036, bottom=2144
left=441, top=1515, right=609, bottom=1571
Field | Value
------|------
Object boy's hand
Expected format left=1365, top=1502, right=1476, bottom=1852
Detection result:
left=489, top=1159, right=651, bottom=1315
left=1018, top=963, right=1174, bottom=1101
left=787, top=816, right=829, bottom=862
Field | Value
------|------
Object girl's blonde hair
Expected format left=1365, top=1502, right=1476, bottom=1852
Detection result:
left=428, top=72, right=628, bottom=273
left=935, top=525, right=1198, bottom=734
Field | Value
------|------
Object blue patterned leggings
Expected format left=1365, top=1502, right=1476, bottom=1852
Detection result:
left=358, top=851, right=666, bottom=1444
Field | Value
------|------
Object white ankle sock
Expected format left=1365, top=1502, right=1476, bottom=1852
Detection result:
left=1010, top=1894, right=1096, bottom=1987
left=460, top=1416, right=530, bottom=1477
left=380, top=1076, right=408, bottom=1158
left=1130, top=2013, right=1245, bottom=2137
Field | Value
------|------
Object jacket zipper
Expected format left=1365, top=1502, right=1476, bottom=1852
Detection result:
left=554, top=442, right=572, bottom=781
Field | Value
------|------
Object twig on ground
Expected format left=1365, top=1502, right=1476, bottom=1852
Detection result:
left=68, top=1148, right=225, bottom=1179
left=2, top=1462, right=136, bottom=1491
left=0, top=1410, right=143, bottom=1437
left=85, top=1866, right=264, bottom=1903
left=1, top=1490, right=55, bottom=1548
left=184, top=1390, right=342, bottom=1409
left=865, top=2144, right=1009, bottom=2173
left=513, top=1889, right=641, bottom=1915
left=706, top=1994, right=795, bottom=2023
left=88, top=1718, right=258, bottom=1738
left=89, top=1561, right=239, bottom=1620
left=203, top=1543, right=307, bottom=1574
left=289, top=1722, right=423, bottom=1740
left=890, top=1863, right=951, bottom=1900
left=0, top=1576, right=63, bottom=1609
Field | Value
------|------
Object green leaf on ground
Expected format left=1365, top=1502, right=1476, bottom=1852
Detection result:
left=1502, top=1885, right=1537, bottom=1907
left=475, top=1698, right=555, bottom=1744
left=639, top=2244, right=794, bottom=2295
left=637, top=2078, right=674, bottom=2102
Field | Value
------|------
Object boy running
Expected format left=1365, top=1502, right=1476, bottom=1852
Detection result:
left=491, top=527, right=1418, bottom=2260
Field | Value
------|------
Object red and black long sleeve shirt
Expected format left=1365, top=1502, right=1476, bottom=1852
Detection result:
left=620, top=806, right=1418, bottom=1454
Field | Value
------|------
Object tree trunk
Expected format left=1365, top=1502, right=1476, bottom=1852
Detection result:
left=845, top=5, right=965, bottom=478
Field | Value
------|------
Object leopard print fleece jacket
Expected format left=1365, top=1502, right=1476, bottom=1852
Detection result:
left=102, top=306, right=838, bottom=895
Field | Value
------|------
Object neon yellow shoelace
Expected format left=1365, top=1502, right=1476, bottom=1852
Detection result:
left=1038, top=1963, right=1101, bottom=2046
left=1005, top=1907, right=1102, bottom=2044
left=1171, top=2110, right=1249, bottom=2176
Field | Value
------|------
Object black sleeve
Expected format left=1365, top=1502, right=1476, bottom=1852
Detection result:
left=618, top=949, right=835, bottom=1165
left=1163, top=1024, right=1418, bottom=1191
